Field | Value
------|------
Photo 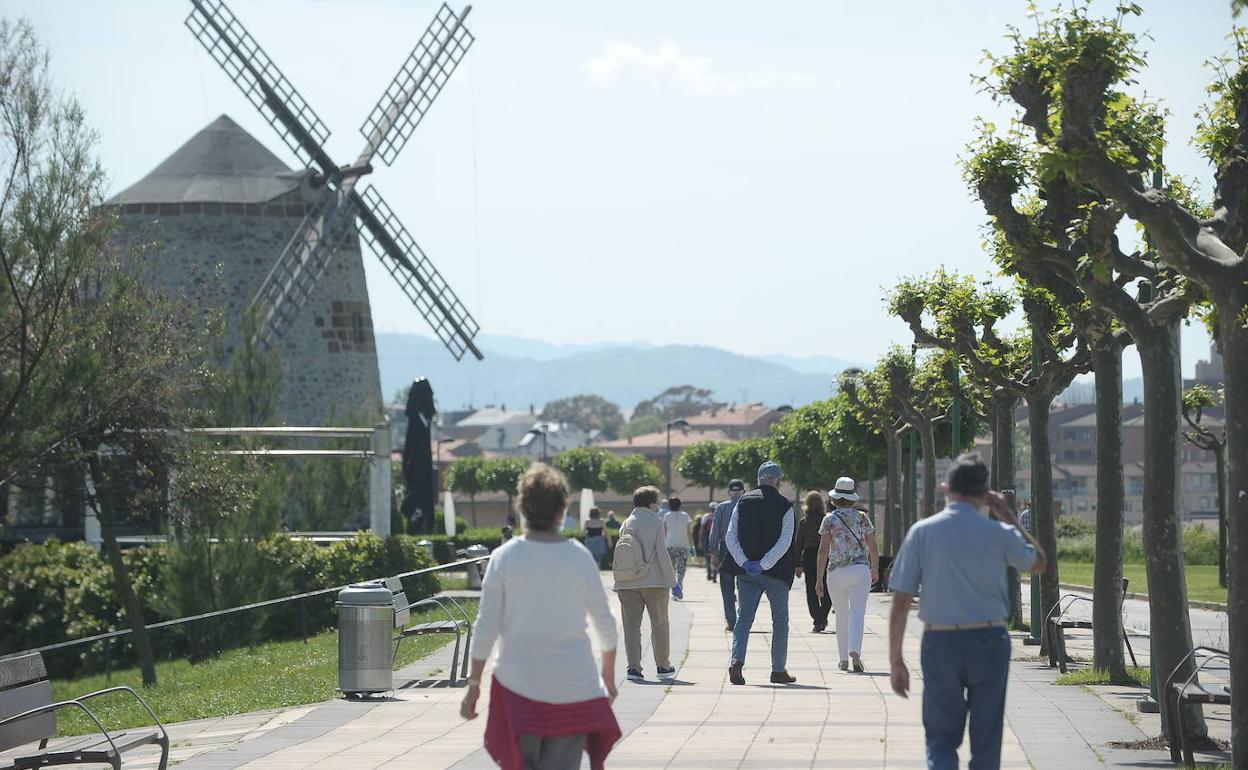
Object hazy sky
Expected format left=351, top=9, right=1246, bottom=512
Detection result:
left=8, top=0, right=1235, bottom=378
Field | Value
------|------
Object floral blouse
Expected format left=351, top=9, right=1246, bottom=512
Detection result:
left=819, top=508, right=875, bottom=568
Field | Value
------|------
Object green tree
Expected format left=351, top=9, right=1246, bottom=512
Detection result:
left=554, top=447, right=610, bottom=492
left=203, top=308, right=284, bottom=428
left=447, top=456, right=488, bottom=526
left=480, top=457, right=531, bottom=514
left=621, top=413, right=664, bottom=438
left=770, top=395, right=884, bottom=498
left=713, top=438, right=774, bottom=488
left=600, top=454, right=663, bottom=497
left=1183, top=385, right=1228, bottom=588
left=891, top=273, right=1091, bottom=660
left=540, top=395, right=624, bottom=439
left=674, top=440, right=722, bottom=500
left=633, top=385, right=723, bottom=421
left=978, top=6, right=1225, bottom=727
left=840, top=364, right=909, bottom=556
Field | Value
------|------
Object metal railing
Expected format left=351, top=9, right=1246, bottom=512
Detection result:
left=0, top=555, right=489, bottom=670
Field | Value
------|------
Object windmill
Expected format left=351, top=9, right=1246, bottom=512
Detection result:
left=185, top=0, right=483, bottom=361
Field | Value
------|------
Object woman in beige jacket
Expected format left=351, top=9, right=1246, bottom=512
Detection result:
left=613, top=485, right=678, bottom=682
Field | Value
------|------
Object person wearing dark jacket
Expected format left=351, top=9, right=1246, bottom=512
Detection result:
left=722, top=461, right=797, bottom=686
left=793, top=491, right=832, bottom=632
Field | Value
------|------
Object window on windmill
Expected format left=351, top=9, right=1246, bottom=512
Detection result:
left=351, top=312, right=366, bottom=344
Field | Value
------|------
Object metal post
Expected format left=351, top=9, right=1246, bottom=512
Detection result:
left=1028, top=334, right=1043, bottom=644
left=369, top=420, right=392, bottom=536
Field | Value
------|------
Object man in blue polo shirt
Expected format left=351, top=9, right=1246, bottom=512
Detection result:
left=888, top=452, right=1045, bottom=770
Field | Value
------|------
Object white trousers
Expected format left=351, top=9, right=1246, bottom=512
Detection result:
left=825, top=563, right=872, bottom=661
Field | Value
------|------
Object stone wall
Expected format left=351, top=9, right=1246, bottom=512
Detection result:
left=111, top=196, right=383, bottom=427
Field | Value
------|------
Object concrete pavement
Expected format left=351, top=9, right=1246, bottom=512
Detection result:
left=8, top=569, right=1234, bottom=768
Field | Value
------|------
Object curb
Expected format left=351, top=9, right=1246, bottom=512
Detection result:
left=1022, top=578, right=1228, bottom=613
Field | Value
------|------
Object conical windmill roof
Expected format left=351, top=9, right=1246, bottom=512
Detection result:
left=108, top=115, right=301, bottom=205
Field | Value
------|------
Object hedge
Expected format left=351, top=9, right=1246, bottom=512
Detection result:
left=0, top=533, right=441, bottom=678
left=1056, top=522, right=1219, bottom=565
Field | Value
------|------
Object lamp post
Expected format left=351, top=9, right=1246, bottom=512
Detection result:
left=666, top=419, right=690, bottom=494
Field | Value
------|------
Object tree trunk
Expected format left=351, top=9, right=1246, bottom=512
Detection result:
left=1026, top=393, right=1061, bottom=657
left=1138, top=325, right=1207, bottom=739
left=902, top=432, right=916, bottom=537
left=1091, top=338, right=1128, bottom=681
left=996, top=395, right=1023, bottom=628
left=85, top=451, right=158, bottom=687
left=883, top=433, right=897, bottom=556
left=918, top=419, right=937, bottom=519
left=1218, top=299, right=1247, bottom=765
left=888, top=434, right=903, bottom=555
left=469, top=493, right=477, bottom=527
left=1214, top=446, right=1226, bottom=590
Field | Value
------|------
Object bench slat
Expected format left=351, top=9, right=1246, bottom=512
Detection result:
left=0, top=681, right=55, bottom=753
left=0, top=655, right=47, bottom=691
left=400, top=621, right=460, bottom=636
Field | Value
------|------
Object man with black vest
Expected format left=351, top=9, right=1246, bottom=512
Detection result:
left=722, top=461, right=797, bottom=685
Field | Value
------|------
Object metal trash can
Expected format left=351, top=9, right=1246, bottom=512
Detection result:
left=464, top=544, right=489, bottom=589
left=337, top=581, right=394, bottom=696
left=415, top=539, right=435, bottom=562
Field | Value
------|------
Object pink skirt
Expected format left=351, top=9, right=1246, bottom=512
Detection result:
left=484, top=677, right=621, bottom=770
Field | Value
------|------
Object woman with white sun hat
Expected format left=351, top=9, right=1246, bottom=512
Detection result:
left=815, top=476, right=880, bottom=672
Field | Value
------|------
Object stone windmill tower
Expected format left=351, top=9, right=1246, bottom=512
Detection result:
left=108, top=115, right=381, bottom=426
left=108, top=0, right=482, bottom=427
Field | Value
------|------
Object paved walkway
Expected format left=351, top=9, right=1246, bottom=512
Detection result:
left=7, top=570, right=1233, bottom=768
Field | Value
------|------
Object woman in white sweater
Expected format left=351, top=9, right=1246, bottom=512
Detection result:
left=460, top=464, right=621, bottom=770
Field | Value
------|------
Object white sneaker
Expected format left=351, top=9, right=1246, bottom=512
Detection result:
left=657, top=665, right=677, bottom=680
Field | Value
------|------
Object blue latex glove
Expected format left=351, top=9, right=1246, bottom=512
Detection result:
left=744, top=560, right=763, bottom=577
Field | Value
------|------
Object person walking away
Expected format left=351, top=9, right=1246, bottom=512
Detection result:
left=888, top=453, right=1045, bottom=770
left=584, top=507, right=608, bottom=568
left=604, top=510, right=621, bottom=548
left=707, top=479, right=746, bottom=630
left=703, top=503, right=718, bottom=582
left=816, top=477, right=879, bottom=671
left=691, top=512, right=704, bottom=564
left=461, top=464, right=620, bottom=770
left=613, top=485, right=678, bottom=682
left=663, top=497, right=693, bottom=600
left=793, top=491, right=832, bottom=632
left=722, top=462, right=797, bottom=685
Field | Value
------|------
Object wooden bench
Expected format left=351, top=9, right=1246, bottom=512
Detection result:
left=385, top=578, right=473, bottom=685
left=1046, top=578, right=1137, bottom=673
left=1163, top=646, right=1231, bottom=766
left=0, top=652, right=169, bottom=770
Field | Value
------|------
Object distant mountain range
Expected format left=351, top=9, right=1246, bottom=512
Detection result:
left=375, top=332, right=857, bottom=412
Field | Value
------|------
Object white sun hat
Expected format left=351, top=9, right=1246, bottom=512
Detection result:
left=829, top=476, right=860, bottom=502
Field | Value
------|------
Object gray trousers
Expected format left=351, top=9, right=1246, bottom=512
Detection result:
left=617, top=587, right=672, bottom=670
left=518, top=733, right=585, bottom=770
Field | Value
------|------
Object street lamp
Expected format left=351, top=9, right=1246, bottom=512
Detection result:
left=666, top=419, right=690, bottom=494
left=524, top=427, right=548, bottom=462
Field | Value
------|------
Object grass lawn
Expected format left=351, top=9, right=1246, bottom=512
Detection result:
left=1054, top=666, right=1150, bottom=686
left=53, top=600, right=477, bottom=736
left=1052, top=563, right=1226, bottom=605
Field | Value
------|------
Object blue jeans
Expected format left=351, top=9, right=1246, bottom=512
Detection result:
left=921, top=627, right=1011, bottom=770
left=729, top=574, right=789, bottom=672
left=719, top=569, right=737, bottom=627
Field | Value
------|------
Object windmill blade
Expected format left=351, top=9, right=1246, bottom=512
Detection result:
left=351, top=186, right=482, bottom=361
left=250, top=188, right=358, bottom=346
left=358, top=4, right=474, bottom=167
left=186, top=0, right=336, bottom=174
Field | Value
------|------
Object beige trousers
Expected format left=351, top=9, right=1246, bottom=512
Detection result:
left=617, top=587, right=671, bottom=670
